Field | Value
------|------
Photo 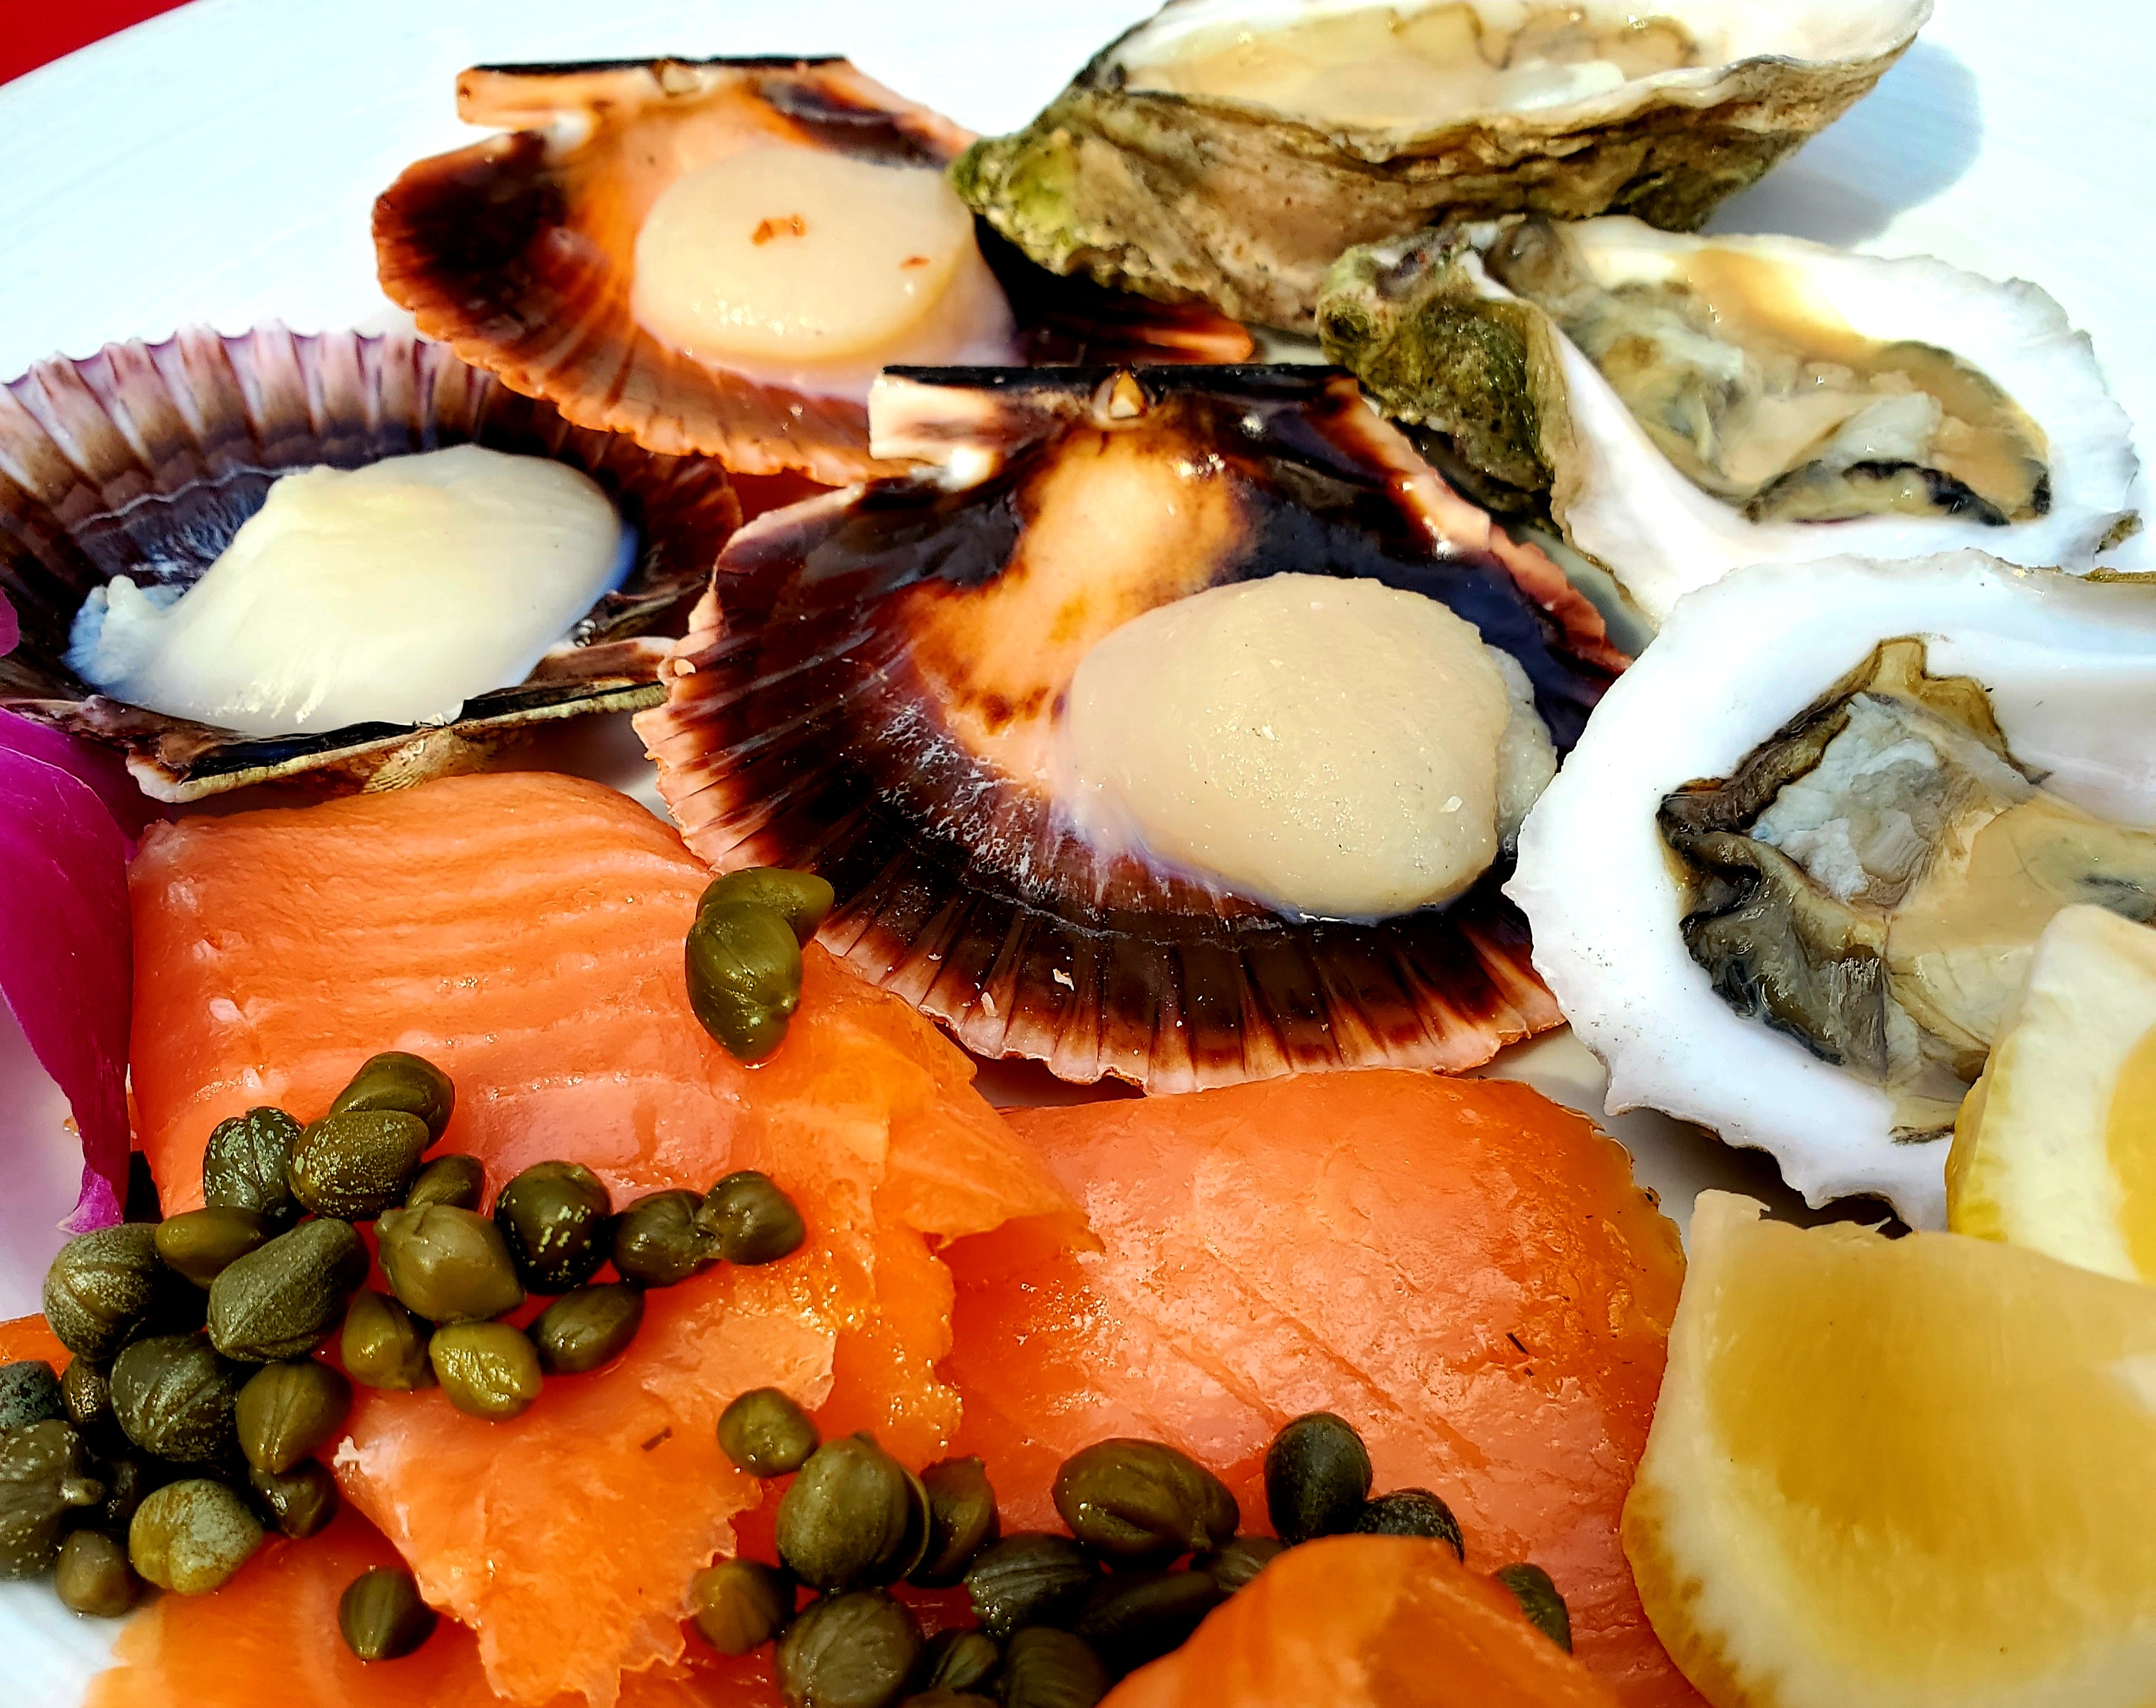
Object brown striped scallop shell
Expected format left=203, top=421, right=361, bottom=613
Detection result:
left=638, top=365, right=1626, bottom=1091
left=0, top=324, right=739, bottom=801
left=374, top=58, right=1256, bottom=488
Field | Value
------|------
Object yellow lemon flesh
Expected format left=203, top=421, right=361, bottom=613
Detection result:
left=1623, top=1192, right=2156, bottom=1708
left=1949, top=902, right=2156, bottom=1282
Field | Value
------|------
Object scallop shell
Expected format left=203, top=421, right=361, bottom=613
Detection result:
left=374, top=58, right=1256, bottom=488
left=0, top=324, right=739, bottom=802
left=637, top=364, right=1623, bottom=1091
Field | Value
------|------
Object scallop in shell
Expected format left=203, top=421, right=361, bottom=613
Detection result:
left=374, top=58, right=1254, bottom=488
left=637, top=364, right=1623, bottom=1091
left=0, top=324, right=739, bottom=801
left=1509, top=552, right=2156, bottom=1227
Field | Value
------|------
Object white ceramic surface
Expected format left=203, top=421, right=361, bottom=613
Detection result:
left=0, top=0, right=2148, bottom=1689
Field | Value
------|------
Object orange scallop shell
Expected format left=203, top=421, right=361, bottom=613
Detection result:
left=374, top=58, right=1255, bottom=487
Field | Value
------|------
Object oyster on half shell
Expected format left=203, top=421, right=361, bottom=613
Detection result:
left=1509, top=553, right=2156, bottom=1227
left=1319, top=217, right=2140, bottom=619
left=958, top=0, right=1928, bottom=330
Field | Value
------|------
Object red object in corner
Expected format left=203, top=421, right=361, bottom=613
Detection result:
left=0, top=0, right=195, bottom=88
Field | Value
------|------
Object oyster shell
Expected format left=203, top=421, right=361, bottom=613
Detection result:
left=637, top=364, right=1623, bottom=1090
left=0, top=324, right=739, bottom=802
left=375, top=58, right=1253, bottom=488
left=957, top=0, right=1929, bottom=330
left=1319, top=218, right=2141, bottom=620
left=1509, top=552, right=2156, bottom=1226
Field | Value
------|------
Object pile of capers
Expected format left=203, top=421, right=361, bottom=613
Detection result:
left=684, top=1404, right=1573, bottom=1708
left=684, top=869, right=836, bottom=1061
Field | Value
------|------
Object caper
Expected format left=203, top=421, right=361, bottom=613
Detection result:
left=911, top=1456, right=999, bottom=1587
left=42, top=1224, right=168, bottom=1359
left=774, top=1588, right=921, bottom=1708
left=1072, top=1569, right=1224, bottom=1677
left=248, top=1458, right=339, bottom=1539
left=128, top=1477, right=262, bottom=1593
left=688, top=1557, right=795, bottom=1655
left=686, top=903, right=804, bottom=1061
left=696, top=1171, right=806, bottom=1266
left=612, top=1189, right=715, bottom=1288
left=93, top=1453, right=159, bottom=1533
left=699, top=869, right=835, bottom=945
left=1192, top=1534, right=1284, bottom=1595
left=776, top=1434, right=925, bottom=1591
left=208, top=1217, right=369, bottom=1362
left=0, top=1421, right=103, bottom=1579
left=1493, top=1563, right=1571, bottom=1652
left=962, top=1533, right=1101, bottom=1641
left=1052, top=1439, right=1238, bottom=1562
left=998, top=1627, right=1110, bottom=1708
left=202, top=1106, right=304, bottom=1226
left=1352, top=1488, right=1462, bottom=1558
left=235, top=1359, right=351, bottom=1475
left=920, top=1627, right=1000, bottom=1694
left=340, top=1290, right=437, bottom=1390
left=328, top=1051, right=456, bottom=1142
left=1264, top=1412, right=1372, bottom=1545
left=153, top=1206, right=273, bottom=1288
left=61, top=1356, right=113, bottom=1436
left=375, top=1204, right=523, bottom=1324
left=110, top=1334, right=242, bottom=1463
left=0, top=1359, right=64, bottom=1430
left=428, top=1322, right=543, bottom=1421
left=718, top=1387, right=819, bottom=1478
left=899, top=1693, right=993, bottom=1708
left=531, top=1283, right=644, bottom=1375
left=288, top=1109, right=431, bottom=1220
left=405, top=1153, right=486, bottom=1212
left=494, top=1161, right=614, bottom=1294
left=54, top=1528, right=139, bottom=1617
left=339, top=1564, right=440, bottom=1661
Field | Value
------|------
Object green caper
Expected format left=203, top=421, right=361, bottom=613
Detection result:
left=1352, top=1488, right=1462, bottom=1558
left=328, top=1051, right=456, bottom=1142
left=55, top=1528, right=139, bottom=1617
left=110, top=1334, right=242, bottom=1463
left=153, top=1207, right=273, bottom=1288
left=1072, top=1569, right=1225, bottom=1677
left=688, top=1557, right=795, bottom=1655
left=898, top=1693, right=993, bottom=1708
left=340, top=1290, right=436, bottom=1390
left=1264, top=1412, right=1372, bottom=1545
left=93, top=1453, right=158, bottom=1533
left=128, top=1477, right=262, bottom=1594
left=774, top=1588, right=922, bottom=1708
left=919, top=1627, right=1000, bottom=1694
left=612, top=1189, right=716, bottom=1288
left=405, top=1153, right=486, bottom=1212
left=375, top=1204, right=524, bottom=1324
left=699, top=870, right=835, bottom=945
left=248, top=1459, right=339, bottom=1539
left=776, top=1434, right=925, bottom=1591
left=531, top=1283, right=645, bottom=1375
left=42, top=1225, right=168, bottom=1359
left=428, top=1322, right=543, bottom=1421
left=208, top=1217, right=369, bottom=1362
left=339, top=1564, right=440, bottom=1661
left=718, top=1387, right=819, bottom=1478
left=962, top=1533, right=1100, bottom=1641
left=0, top=1359, right=64, bottom=1430
left=911, top=1456, right=999, bottom=1587
left=288, top=1109, right=431, bottom=1220
left=1192, top=1534, right=1284, bottom=1594
left=686, top=903, right=804, bottom=1061
left=696, top=1171, right=806, bottom=1266
left=235, top=1359, right=351, bottom=1475
left=202, top=1106, right=304, bottom=1226
left=1493, top=1563, right=1571, bottom=1652
left=0, top=1421, right=104, bottom=1579
left=998, top=1627, right=1110, bottom=1708
left=493, top=1161, right=614, bottom=1294
left=1052, top=1439, right=1238, bottom=1562
left=61, top=1356, right=113, bottom=1435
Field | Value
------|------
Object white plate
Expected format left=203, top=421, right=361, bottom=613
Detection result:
left=1, top=0, right=2149, bottom=1691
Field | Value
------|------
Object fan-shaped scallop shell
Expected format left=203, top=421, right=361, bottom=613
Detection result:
left=638, top=364, right=1624, bottom=1090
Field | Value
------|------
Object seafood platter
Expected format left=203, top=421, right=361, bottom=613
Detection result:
left=4, top=2, right=2155, bottom=1705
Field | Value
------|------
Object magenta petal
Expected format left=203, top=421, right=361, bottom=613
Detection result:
left=0, top=708, right=160, bottom=847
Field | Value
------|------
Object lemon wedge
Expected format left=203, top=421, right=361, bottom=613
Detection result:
left=1623, top=1191, right=2156, bottom=1707
left=1947, top=903, right=2156, bottom=1282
